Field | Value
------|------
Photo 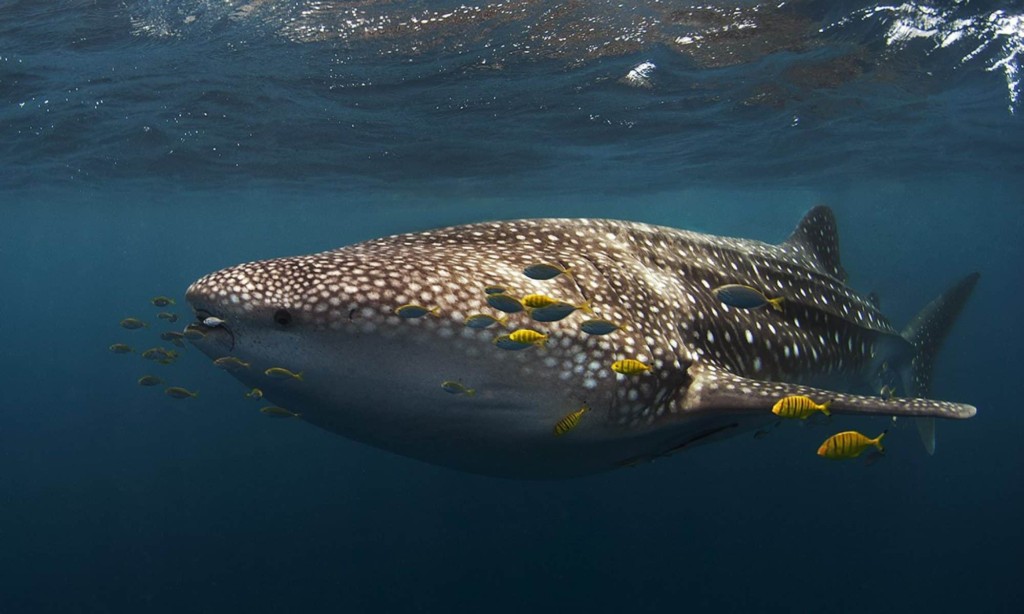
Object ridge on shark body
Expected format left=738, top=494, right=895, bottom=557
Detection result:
left=185, top=206, right=979, bottom=478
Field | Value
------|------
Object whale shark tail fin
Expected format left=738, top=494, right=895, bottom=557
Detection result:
left=901, top=272, right=981, bottom=455
left=783, top=205, right=847, bottom=282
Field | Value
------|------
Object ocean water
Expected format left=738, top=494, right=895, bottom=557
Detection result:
left=1, top=1, right=1022, bottom=612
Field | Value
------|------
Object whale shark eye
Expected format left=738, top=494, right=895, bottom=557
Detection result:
left=273, top=309, right=292, bottom=327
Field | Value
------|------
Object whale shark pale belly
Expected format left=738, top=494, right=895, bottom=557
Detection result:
left=185, top=207, right=978, bottom=478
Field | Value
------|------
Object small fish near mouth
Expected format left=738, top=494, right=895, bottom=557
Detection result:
left=190, top=308, right=236, bottom=351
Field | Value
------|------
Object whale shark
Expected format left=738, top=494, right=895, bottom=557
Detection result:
left=185, top=206, right=978, bottom=478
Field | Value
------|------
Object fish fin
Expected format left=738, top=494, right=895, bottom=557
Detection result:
left=875, top=430, right=887, bottom=452
left=821, top=400, right=832, bottom=416
left=767, top=297, right=784, bottom=312
left=296, top=372, right=304, bottom=382
left=497, top=315, right=509, bottom=327
left=901, top=272, right=980, bottom=398
left=579, top=301, right=594, bottom=315
left=900, top=272, right=979, bottom=455
left=429, top=306, right=441, bottom=317
left=782, top=205, right=847, bottom=282
left=686, top=365, right=975, bottom=420
left=916, top=418, right=936, bottom=455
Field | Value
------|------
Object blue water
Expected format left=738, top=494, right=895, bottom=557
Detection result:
left=2, top=1, right=1022, bottom=612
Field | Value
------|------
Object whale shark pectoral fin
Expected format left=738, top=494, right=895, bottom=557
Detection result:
left=686, top=366, right=975, bottom=420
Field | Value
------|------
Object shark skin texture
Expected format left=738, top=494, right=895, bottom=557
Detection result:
left=185, top=207, right=978, bottom=478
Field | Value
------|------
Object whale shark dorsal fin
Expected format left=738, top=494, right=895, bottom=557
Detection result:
left=687, top=365, right=975, bottom=420
left=783, top=206, right=847, bottom=282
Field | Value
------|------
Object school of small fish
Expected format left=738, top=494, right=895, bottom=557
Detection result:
left=110, top=268, right=901, bottom=460
left=109, top=295, right=307, bottom=418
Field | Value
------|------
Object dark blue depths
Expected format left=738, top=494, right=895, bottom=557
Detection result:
left=1, top=1, right=1022, bottom=612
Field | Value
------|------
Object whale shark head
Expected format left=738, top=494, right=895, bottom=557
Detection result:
left=185, top=227, right=658, bottom=478
left=186, top=211, right=977, bottom=478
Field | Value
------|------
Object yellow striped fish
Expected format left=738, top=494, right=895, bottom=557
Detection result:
left=507, top=329, right=548, bottom=346
left=771, top=395, right=832, bottom=419
left=553, top=404, right=590, bottom=436
left=817, top=430, right=886, bottom=459
left=610, top=359, right=652, bottom=376
left=521, top=293, right=560, bottom=309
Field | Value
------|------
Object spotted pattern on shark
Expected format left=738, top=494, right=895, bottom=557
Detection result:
left=184, top=207, right=978, bottom=477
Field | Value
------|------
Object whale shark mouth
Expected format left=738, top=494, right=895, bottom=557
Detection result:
left=191, top=307, right=236, bottom=351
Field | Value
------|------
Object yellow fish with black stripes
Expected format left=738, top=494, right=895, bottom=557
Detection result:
left=817, top=430, right=886, bottom=459
left=553, top=404, right=590, bottom=436
left=520, top=293, right=560, bottom=309
left=771, top=395, right=832, bottom=419
left=507, top=328, right=548, bottom=347
left=610, top=359, right=652, bottom=376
